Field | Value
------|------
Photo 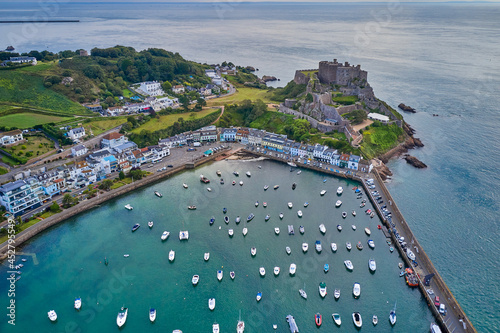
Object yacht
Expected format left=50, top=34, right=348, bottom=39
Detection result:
left=353, top=282, right=361, bottom=298
left=251, top=247, right=257, bottom=256
left=155, top=191, right=162, bottom=197
left=389, top=302, right=397, bottom=326
left=346, top=242, right=352, bottom=251
left=288, top=202, right=293, bottom=209
left=302, top=243, right=308, bottom=252
left=183, top=183, right=188, bottom=189
left=286, top=246, right=292, bottom=255
left=255, top=201, right=259, bottom=207
left=265, top=214, right=270, bottom=221
left=299, top=288, right=307, bottom=299
left=274, top=267, right=280, bottom=275
left=259, top=267, right=266, bottom=277
left=337, top=224, right=342, bottom=231
left=372, top=315, right=378, bottom=326
left=297, top=210, right=303, bottom=217
left=216, top=170, right=222, bottom=176
left=264, top=185, right=269, bottom=191
left=279, top=212, right=284, bottom=219
left=315, top=240, right=322, bottom=253
left=192, top=275, right=200, bottom=285
left=331, top=242, right=337, bottom=252
left=274, top=227, right=280, bottom=235
left=342, top=211, right=347, bottom=218
left=332, top=313, right=341, bottom=326
left=247, top=213, right=255, bottom=222
left=334, top=289, right=341, bottom=300
left=131, top=223, right=140, bottom=232
left=289, top=263, right=296, bottom=275
left=369, top=259, right=377, bottom=272
left=352, top=224, right=356, bottom=230
left=368, top=239, right=375, bottom=249
left=48, top=310, right=57, bottom=322
left=320, top=190, right=327, bottom=196
left=256, top=292, right=262, bottom=302
left=179, top=231, right=189, bottom=240
left=319, top=282, right=327, bottom=298
left=209, top=298, right=216, bottom=311
left=246, top=171, right=251, bottom=177
left=273, top=185, right=279, bottom=190
left=335, top=200, right=342, bottom=207
left=149, top=308, right=156, bottom=322
left=124, top=204, right=133, bottom=210
left=304, top=202, right=309, bottom=207
left=319, top=224, right=326, bottom=234
left=352, top=312, right=362, bottom=328
left=239, top=181, right=243, bottom=186
left=286, top=315, right=299, bottom=333
left=217, top=270, right=223, bottom=281
left=169, top=250, right=175, bottom=262
left=116, top=307, right=128, bottom=327
left=207, top=187, right=212, bottom=192
left=230, top=271, right=235, bottom=280
left=299, top=225, right=305, bottom=234
left=344, top=260, right=354, bottom=270
left=235, top=216, right=241, bottom=224
left=213, top=323, right=220, bottom=333
left=237, top=320, right=245, bottom=333
left=148, top=221, right=153, bottom=228
left=337, top=186, right=343, bottom=195
left=242, top=228, right=248, bottom=236
left=365, top=227, right=371, bottom=235
left=74, top=297, right=82, bottom=310
left=352, top=210, right=357, bottom=216
left=228, top=229, right=234, bottom=237
left=204, top=253, right=210, bottom=261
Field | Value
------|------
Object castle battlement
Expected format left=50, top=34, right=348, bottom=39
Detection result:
left=318, top=59, right=367, bottom=85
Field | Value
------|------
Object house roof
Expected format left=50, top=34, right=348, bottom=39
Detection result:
left=1, top=129, right=22, bottom=136
left=102, top=132, right=123, bottom=141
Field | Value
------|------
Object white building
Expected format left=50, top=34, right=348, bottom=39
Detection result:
left=9, top=56, right=37, bottom=65
left=0, top=130, right=24, bottom=146
left=67, top=127, right=86, bottom=141
left=172, top=85, right=185, bottom=94
left=71, top=144, right=88, bottom=157
left=367, top=113, right=390, bottom=124
left=139, top=81, right=164, bottom=97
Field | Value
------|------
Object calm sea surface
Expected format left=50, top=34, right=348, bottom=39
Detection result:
left=0, top=2, right=499, bottom=332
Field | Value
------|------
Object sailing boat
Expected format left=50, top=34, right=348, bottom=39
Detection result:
left=389, top=301, right=397, bottom=326
left=104, top=257, right=108, bottom=266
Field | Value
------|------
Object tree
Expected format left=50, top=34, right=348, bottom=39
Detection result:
left=49, top=201, right=60, bottom=212
left=162, top=81, right=172, bottom=91
left=119, top=171, right=125, bottom=180
left=305, top=93, right=313, bottom=103
left=62, top=194, right=74, bottom=208
left=129, top=169, right=144, bottom=180
left=99, top=179, right=113, bottom=191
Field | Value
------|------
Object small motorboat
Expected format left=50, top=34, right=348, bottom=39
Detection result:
left=279, top=212, right=284, bottom=219
left=273, top=185, right=279, bottom=190
left=223, top=207, right=227, bottom=214
left=192, top=275, right=200, bottom=285
left=207, top=187, right=212, bottom=192
left=235, top=216, right=241, bottom=224
left=297, top=170, right=301, bottom=174
left=237, top=321, right=245, bottom=333
left=247, top=213, right=255, bottom=222
left=209, top=298, right=216, bottom=310
left=365, top=227, right=371, bottom=235
left=315, top=240, right=322, bottom=253
left=288, top=225, right=295, bottom=235
left=154, top=191, right=162, bottom=198
left=302, top=243, right=308, bottom=252
left=346, top=242, right=352, bottom=251
left=289, top=263, right=296, bottom=275
left=188, top=205, right=196, bottom=210
left=179, top=231, right=189, bottom=240
left=161, top=231, right=170, bottom=241
left=116, top=307, right=128, bottom=327
left=263, top=202, right=267, bottom=208
left=74, top=297, right=82, bottom=310
left=352, top=312, right=362, bottom=328
left=256, top=292, right=262, bottom=302
left=259, top=267, right=266, bottom=277
left=233, top=171, right=239, bottom=176
left=251, top=247, right=257, bottom=256
left=232, top=180, right=236, bottom=186
left=183, top=183, right=188, bottom=189
left=204, top=253, right=210, bottom=261
left=304, top=202, right=309, bottom=207
left=213, top=323, right=220, bottom=333
left=131, top=224, right=140, bottom=232
left=360, top=202, right=366, bottom=208
left=299, top=288, right=307, bottom=299
left=335, top=200, right=342, bottom=207
left=200, top=175, right=210, bottom=183
left=220, top=178, right=224, bottom=184
left=368, top=239, right=375, bottom=249
left=353, top=282, right=361, bottom=298
left=286, top=246, right=291, bottom=255
left=265, top=214, right=270, bottom=221
left=324, top=264, right=329, bottom=273
left=242, top=228, right=248, bottom=236
left=357, top=241, right=364, bottom=250
left=337, top=186, right=343, bottom=195
left=369, top=259, right=377, bottom=272
left=390, top=247, right=394, bottom=252
left=210, top=217, right=215, bottom=226
left=264, top=185, right=269, bottom=191
left=337, top=224, right=342, bottom=232
left=315, top=313, right=322, bottom=327
left=344, top=260, right=354, bottom=271
left=228, top=229, right=234, bottom=237
left=224, top=216, right=229, bottom=224
left=123, top=254, right=130, bottom=258
left=400, top=270, right=406, bottom=277
left=255, top=201, right=259, bottom=207
left=398, top=262, right=404, bottom=269
left=149, top=308, right=156, bottom=322
left=342, top=211, right=347, bottom=218
left=288, top=202, right=293, bottom=209
left=319, top=282, right=327, bottom=298
left=407, top=249, right=416, bottom=260
left=299, top=225, right=305, bottom=234
left=352, top=224, right=357, bottom=230
left=124, top=204, right=133, bottom=210
left=319, top=224, right=326, bottom=234
left=230, top=271, right=235, bottom=280
left=332, top=313, right=341, bottom=326
left=352, top=210, right=357, bottom=216
left=331, top=243, right=337, bottom=252
left=217, top=270, right=223, bottom=281
left=372, top=315, right=378, bottom=326
left=148, top=221, right=153, bottom=228
left=239, top=181, right=243, bottom=186
left=292, top=183, right=296, bottom=190
left=274, top=266, right=280, bottom=276
left=216, top=170, right=222, bottom=176
left=169, top=250, right=175, bottom=262
left=246, top=171, right=251, bottom=177
left=274, top=227, right=280, bottom=235
left=334, top=289, right=341, bottom=300
left=320, top=190, right=327, bottom=196
left=297, top=210, right=303, bottom=217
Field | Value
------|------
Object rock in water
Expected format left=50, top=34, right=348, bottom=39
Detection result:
left=398, top=103, right=416, bottom=113
left=403, top=155, right=427, bottom=168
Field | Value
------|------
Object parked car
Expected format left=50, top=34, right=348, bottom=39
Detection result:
left=439, top=304, right=446, bottom=315
left=167, top=165, right=173, bottom=168
left=434, top=296, right=440, bottom=307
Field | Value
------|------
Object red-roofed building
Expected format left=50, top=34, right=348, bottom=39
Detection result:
left=101, top=132, right=128, bottom=148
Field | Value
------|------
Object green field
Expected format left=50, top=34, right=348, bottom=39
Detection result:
left=249, top=110, right=295, bottom=133
left=131, top=108, right=221, bottom=133
left=0, top=112, right=70, bottom=129
left=87, top=118, right=128, bottom=136
left=207, top=87, right=272, bottom=106
left=4, top=135, right=55, bottom=161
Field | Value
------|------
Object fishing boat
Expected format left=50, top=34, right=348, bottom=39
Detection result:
left=256, top=292, right=262, bottom=302
left=265, top=214, right=270, bottom=221
left=289, top=263, right=296, bottom=275
left=365, top=227, right=371, bottom=235
left=263, top=202, right=267, bottom=207
left=251, top=247, right=257, bottom=256
left=302, top=242, right=308, bottom=252
left=247, top=213, right=255, bottom=222
left=319, top=282, right=327, bottom=297
left=369, top=259, right=377, bottom=272
left=337, top=224, right=343, bottom=231
left=235, top=216, right=241, bottom=224
left=389, top=302, right=397, bottom=326
left=246, top=171, right=251, bottom=177
left=335, top=200, right=342, bottom=207
left=204, top=253, right=210, bottom=261
left=223, top=207, right=227, bottom=214
left=149, top=308, right=156, bottom=322
left=279, top=212, right=284, bottom=219
left=213, top=323, right=220, bottom=333
left=319, top=224, right=326, bottom=234
left=274, top=266, right=280, bottom=275
left=273, top=185, right=279, bottom=190
left=183, top=183, right=188, bottom=189
left=315, top=240, right=322, bottom=253
left=324, top=264, right=329, bottom=273
left=332, top=313, right=341, bottom=326
left=154, top=191, right=162, bottom=197
left=188, top=205, right=196, bottom=210
left=334, top=289, right=341, bottom=299
left=264, top=185, right=269, bottom=190
left=217, top=270, right=223, bottom=281
left=287, top=202, right=293, bottom=209
left=200, top=175, right=210, bottom=183
left=352, top=210, right=357, bottom=216
left=331, top=242, right=337, bottom=252
left=259, top=267, right=266, bottom=276
left=242, top=228, right=248, bottom=236
left=230, top=271, right=235, bottom=280
left=286, top=315, right=299, bottom=333
left=372, top=315, right=378, bottom=326
left=368, top=239, right=375, bottom=249
left=346, top=242, right=352, bottom=251
left=320, top=190, right=327, bottom=196
left=169, top=250, right=175, bottom=261
left=233, top=171, right=239, bottom=176
left=274, top=227, right=280, bottom=235
left=207, top=187, right=212, bottom=192
left=116, top=307, right=128, bottom=327
left=239, top=181, right=244, bottom=186
left=148, top=221, right=153, bottom=228
left=352, top=312, right=362, bottom=328
left=344, top=260, right=354, bottom=271
left=124, top=204, right=133, bottom=210
left=288, top=225, right=295, bottom=235
left=299, top=225, right=305, bottom=234
left=228, top=229, right=234, bottom=237
left=161, top=231, right=170, bottom=241
left=357, top=241, right=364, bottom=250
left=74, top=297, right=82, bottom=310
left=337, top=186, right=344, bottom=195
left=304, top=201, right=309, bottom=207
left=299, top=288, right=307, bottom=299
left=352, top=224, right=356, bottom=230
left=132, top=224, right=140, bottom=232
left=315, top=313, right=322, bottom=327
left=209, top=217, right=215, bottom=225
left=286, top=246, right=292, bottom=255
left=292, top=183, right=296, bottom=190
left=209, top=298, right=216, bottom=310
left=353, top=282, right=361, bottom=298
left=255, top=201, right=259, bottom=207
left=297, top=210, right=303, bottom=217
left=179, top=231, right=189, bottom=240
left=405, top=268, right=419, bottom=287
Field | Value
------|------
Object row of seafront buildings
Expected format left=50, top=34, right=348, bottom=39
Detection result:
left=0, top=133, right=170, bottom=217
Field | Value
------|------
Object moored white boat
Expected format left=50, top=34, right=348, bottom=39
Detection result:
left=337, top=224, right=343, bottom=231
left=352, top=224, right=356, bottom=230
left=319, top=224, right=326, bottom=234
left=368, top=239, right=375, bottom=249
left=304, top=202, right=309, bottom=207
left=259, top=267, right=266, bottom=276
left=213, top=323, right=220, bottom=333
left=352, top=312, right=362, bottom=328
left=344, top=260, right=354, bottom=270
left=217, top=270, right=223, bottom=281
left=124, top=204, right=133, bottom=210
left=274, top=227, right=280, bottom=235
left=192, top=275, right=199, bottom=285
left=256, top=292, right=262, bottom=301
left=230, top=271, right=235, bottom=280
left=279, top=212, right=284, bottom=219
left=235, top=216, right=241, bottom=224
left=274, top=266, right=280, bottom=275
left=299, top=225, right=305, bottom=234
left=365, top=227, right=371, bottom=235
left=320, top=190, right=327, bottom=196
left=204, top=252, right=210, bottom=261
left=251, top=247, right=257, bottom=256
left=74, top=297, right=81, bottom=310
left=299, top=288, right=307, bottom=299
left=346, top=242, right=352, bottom=250
left=183, top=183, right=188, bottom=189
left=255, top=201, right=259, bottom=207
left=389, top=302, right=397, bottom=326
left=369, top=259, right=377, bottom=272
left=332, top=313, right=341, bottom=326
left=239, top=181, right=243, bottom=186
left=342, top=211, right=347, bottom=218
left=169, top=250, right=175, bottom=262
left=246, top=171, right=251, bottom=177
left=335, top=200, right=342, bottom=207
left=209, top=298, right=216, bottom=310
left=149, top=308, right=156, bottom=322
left=302, top=242, right=308, bottom=252
left=372, top=315, right=378, bottom=326
left=319, top=282, right=327, bottom=298
left=352, top=210, right=356, bottom=216
left=297, top=210, right=303, bottom=217
left=154, top=191, right=162, bottom=197
left=179, top=231, right=189, bottom=240
left=228, top=229, right=234, bottom=237
left=242, top=228, right=248, bottom=236
left=116, top=307, right=128, bottom=327
left=48, top=310, right=57, bottom=321
left=288, top=202, right=293, bottom=209
left=264, top=185, right=269, bottom=190
left=337, top=186, right=343, bottom=195
left=289, top=263, right=296, bottom=275
left=353, top=282, right=361, bottom=298
left=331, top=242, right=337, bottom=252
left=286, top=246, right=291, bottom=254
left=334, top=289, right=341, bottom=299
left=148, top=221, right=153, bottom=228
left=315, top=240, right=322, bottom=253
left=265, top=214, right=270, bottom=221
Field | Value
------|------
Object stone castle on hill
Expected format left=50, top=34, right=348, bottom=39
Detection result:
left=294, top=59, right=368, bottom=86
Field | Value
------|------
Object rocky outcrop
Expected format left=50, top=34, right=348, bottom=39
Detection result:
left=398, top=103, right=416, bottom=113
left=375, top=162, right=393, bottom=180
left=403, top=155, right=427, bottom=168
left=245, top=66, right=256, bottom=71
left=261, top=75, right=277, bottom=82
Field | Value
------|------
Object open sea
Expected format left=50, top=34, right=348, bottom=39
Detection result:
left=0, top=2, right=499, bottom=332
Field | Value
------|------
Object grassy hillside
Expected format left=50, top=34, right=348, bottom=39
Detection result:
left=207, top=87, right=272, bottom=106
left=131, top=108, right=220, bottom=133
left=360, top=123, right=405, bottom=159
left=0, top=111, right=70, bottom=129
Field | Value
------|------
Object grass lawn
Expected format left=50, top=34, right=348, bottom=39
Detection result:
left=332, top=95, right=359, bottom=105
left=2, top=155, right=20, bottom=166
left=249, top=111, right=295, bottom=133
left=131, top=108, right=221, bottom=133
left=122, top=88, right=134, bottom=98
left=87, top=118, right=128, bottom=136
left=360, top=124, right=405, bottom=159
left=5, top=135, right=55, bottom=161
left=207, top=87, right=272, bottom=106
left=0, top=166, right=8, bottom=175
left=0, top=112, right=71, bottom=129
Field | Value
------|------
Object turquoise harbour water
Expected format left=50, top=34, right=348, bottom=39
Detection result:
left=1, top=160, right=435, bottom=332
